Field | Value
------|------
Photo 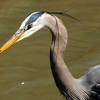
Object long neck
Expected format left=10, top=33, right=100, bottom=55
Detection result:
left=44, top=14, right=89, bottom=100
left=50, top=16, right=75, bottom=87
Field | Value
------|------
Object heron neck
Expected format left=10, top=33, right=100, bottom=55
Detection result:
left=44, top=14, right=89, bottom=100
left=49, top=16, right=75, bottom=88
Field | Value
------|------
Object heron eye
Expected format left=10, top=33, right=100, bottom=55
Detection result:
left=27, top=24, right=32, bottom=30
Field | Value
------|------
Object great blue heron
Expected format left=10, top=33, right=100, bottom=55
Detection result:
left=0, top=11, right=100, bottom=100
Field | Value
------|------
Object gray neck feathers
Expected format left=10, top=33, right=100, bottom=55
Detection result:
left=44, top=14, right=89, bottom=100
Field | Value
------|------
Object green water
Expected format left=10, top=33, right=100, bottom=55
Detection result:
left=0, top=0, right=100, bottom=100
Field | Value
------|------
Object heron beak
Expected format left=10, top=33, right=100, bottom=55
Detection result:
left=0, top=31, right=24, bottom=53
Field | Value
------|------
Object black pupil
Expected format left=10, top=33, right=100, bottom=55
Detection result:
left=27, top=24, right=32, bottom=30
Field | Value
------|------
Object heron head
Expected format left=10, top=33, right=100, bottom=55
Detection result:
left=0, top=11, right=46, bottom=53
left=16, top=12, right=46, bottom=41
left=0, top=11, right=79, bottom=53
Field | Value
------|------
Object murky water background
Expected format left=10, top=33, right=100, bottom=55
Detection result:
left=0, top=0, right=100, bottom=100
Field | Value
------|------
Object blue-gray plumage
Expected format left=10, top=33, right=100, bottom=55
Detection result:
left=25, top=12, right=44, bottom=26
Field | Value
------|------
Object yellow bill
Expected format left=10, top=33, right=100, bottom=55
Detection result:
left=0, top=32, right=23, bottom=53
